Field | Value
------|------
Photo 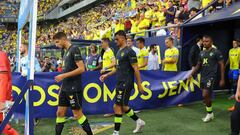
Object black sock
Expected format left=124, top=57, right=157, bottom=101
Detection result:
left=125, top=108, right=139, bottom=121
left=114, top=114, right=123, bottom=131
left=55, top=123, right=65, bottom=135
left=78, top=117, right=93, bottom=135
left=231, top=102, right=240, bottom=135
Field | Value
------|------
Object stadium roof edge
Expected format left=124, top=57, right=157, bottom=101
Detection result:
left=182, top=2, right=240, bottom=27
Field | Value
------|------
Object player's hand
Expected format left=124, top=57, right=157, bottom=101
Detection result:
left=0, top=102, right=6, bottom=111
left=99, top=74, right=108, bottom=82
left=138, top=84, right=145, bottom=94
left=219, top=79, right=225, bottom=88
left=187, top=74, right=193, bottom=80
left=100, top=69, right=106, bottom=74
left=235, top=90, right=240, bottom=102
left=55, top=74, right=65, bottom=83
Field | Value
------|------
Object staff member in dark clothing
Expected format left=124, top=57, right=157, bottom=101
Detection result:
left=100, top=30, right=145, bottom=135
left=231, top=76, right=240, bottom=135
left=53, top=32, right=93, bottom=135
left=189, top=35, right=225, bottom=123
left=188, top=36, right=203, bottom=68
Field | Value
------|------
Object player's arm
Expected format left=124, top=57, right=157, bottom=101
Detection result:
left=164, top=50, right=179, bottom=64
left=99, top=67, right=116, bottom=82
left=138, top=57, right=148, bottom=69
left=55, top=60, right=85, bottom=82
left=235, top=75, right=240, bottom=102
left=218, top=60, right=225, bottom=87
left=132, top=63, right=144, bottom=93
left=217, top=50, right=225, bottom=87
left=55, top=48, right=84, bottom=82
left=225, top=58, right=229, bottom=67
left=108, top=57, right=116, bottom=70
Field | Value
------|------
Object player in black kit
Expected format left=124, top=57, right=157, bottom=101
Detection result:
left=53, top=32, right=93, bottom=135
left=100, top=30, right=145, bottom=135
left=189, top=35, right=225, bottom=123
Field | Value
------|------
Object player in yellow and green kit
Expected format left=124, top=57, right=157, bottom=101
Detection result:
left=163, top=37, right=179, bottom=71
left=136, top=37, right=149, bottom=70
left=226, top=39, right=240, bottom=111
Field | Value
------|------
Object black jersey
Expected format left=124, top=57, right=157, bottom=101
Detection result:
left=62, top=45, right=83, bottom=92
left=116, top=46, right=138, bottom=86
left=198, top=48, right=224, bottom=80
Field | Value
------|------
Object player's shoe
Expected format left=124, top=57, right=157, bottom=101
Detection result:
left=133, top=119, right=145, bottom=133
left=228, top=106, right=235, bottom=112
left=202, top=113, right=214, bottom=122
left=112, top=130, right=119, bottom=135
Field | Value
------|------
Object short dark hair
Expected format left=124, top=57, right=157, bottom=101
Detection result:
left=90, top=44, right=97, bottom=51
left=189, top=7, right=198, bottom=13
left=136, top=37, right=145, bottom=44
left=196, top=35, right=203, bottom=42
left=101, top=37, right=110, bottom=43
left=234, top=39, right=240, bottom=45
left=166, top=37, right=174, bottom=42
left=203, top=35, right=213, bottom=41
left=53, top=32, right=67, bottom=40
left=115, top=30, right=127, bottom=39
left=150, top=44, right=157, bottom=50
left=44, top=56, right=49, bottom=59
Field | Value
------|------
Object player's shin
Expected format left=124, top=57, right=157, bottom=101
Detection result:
left=77, top=115, right=93, bottom=135
left=125, top=108, right=139, bottom=121
left=55, top=117, right=66, bottom=135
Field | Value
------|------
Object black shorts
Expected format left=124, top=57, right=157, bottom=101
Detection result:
left=200, top=77, right=215, bottom=91
left=115, top=82, right=133, bottom=106
left=58, top=90, right=82, bottom=110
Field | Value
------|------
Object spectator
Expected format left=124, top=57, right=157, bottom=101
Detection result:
left=162, top=37, right=179, bottom=71
left=188, top=0, right=201, bottom=10
left=163, top=1, right=176, bottom=25
left=189, top=7, right=202, bottom=20
left=114, top=19, right=125, bottom=34
left=211, top=0, right=224, bottom=12
left=188, top=36, right=203, bottom=68
left=57, top=62, right=63, bottom=72
left=20, top=43, right=41, bottom=76
left=136, top=37, right=148, bottom=70
left=178, top=6, right=189, bottom=21
left=41, top=56, right=56, bottom=72
left=136, top=13, right=150, bottom=38
left=100, top=38, right=116, bottom=74
left=127, top=36, right=139, bottom=55
left=86, top=44, right=102, bottom=71
left=148, top=44, right=160, bottom=70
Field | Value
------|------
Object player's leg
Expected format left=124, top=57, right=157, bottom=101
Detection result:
left=55, top=91, right=68, bottom=135
left=113, top=104, right=123, bottom=135
left=231, top=101, right=240, bottom=135
left=123, top=106, right=145, bottom=133
left=202, top=78, right=214, bottom=122
left=70, top=92, right=92, bottom=135
left=202, top=89, right=214, bottom=122
left=0, top=113, right=19, bottom=135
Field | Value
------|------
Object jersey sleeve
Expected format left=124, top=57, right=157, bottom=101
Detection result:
left=143, top=50, right=149, bottom=59
left=128, top=49, right=138, bottom=64
left=173, top=48, right=179, bottom=59
left=72, top=47, right=83, bottom=62
left=109, top=50, right=115, bottom=60
left=215, top=50, right=224, bottom=62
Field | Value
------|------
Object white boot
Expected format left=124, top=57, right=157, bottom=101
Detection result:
left=202, top=113, right=214, bottom=122
left=112, top=130, right=119, bottom=135
left=133, top=119, right=145, bottom=133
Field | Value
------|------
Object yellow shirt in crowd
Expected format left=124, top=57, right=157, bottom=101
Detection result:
left=164, top=47, right=179, bottom=71
left=103, top=48, right=115, bottom=71
left=229, top=48, right=240, bottom=70
left=202, top=0, right=213, bottom=8
left=138, top=47, right=149, bottom=70
left=136, top=19, right=150, bottom=37
left=115, top=23, right=125, bottom=33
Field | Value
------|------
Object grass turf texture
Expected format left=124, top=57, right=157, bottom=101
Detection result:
left=11, top=93, right=234, bottom=135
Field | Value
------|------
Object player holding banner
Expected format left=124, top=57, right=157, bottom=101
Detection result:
left=100, top=30, right=145, bottom=135
left=0, top=47, right=19, bottom=135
